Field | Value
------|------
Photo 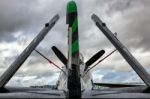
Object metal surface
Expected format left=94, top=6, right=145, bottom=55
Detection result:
left=0, top=14, right=59, bottom=89
left=91, top=14, right=150, bottom=87
left=67, top=1, right=81, bottom=98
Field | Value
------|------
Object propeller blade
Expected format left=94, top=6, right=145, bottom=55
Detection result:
left=52, top=46, right=68, bottom=67
left=85, top=50, right=105, bottom=70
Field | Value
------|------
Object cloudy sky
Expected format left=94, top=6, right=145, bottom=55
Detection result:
left=0, top=0, right=150, bottom=87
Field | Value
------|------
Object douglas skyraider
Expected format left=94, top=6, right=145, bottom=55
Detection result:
left=0, top=1, right=150, bottom=98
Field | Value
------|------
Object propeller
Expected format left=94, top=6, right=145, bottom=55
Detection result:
left=52, top=46, right=68, bottom=67
left=83, top=49, right=116, bottom=77
left=84, top=50, right=105, bottom=71
left=52, top=46, right=105, bottom=71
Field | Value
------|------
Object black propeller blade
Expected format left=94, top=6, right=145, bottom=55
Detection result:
left=85, top=50, right=105, bottom=71
left=52, top=46, right=68, bottom=67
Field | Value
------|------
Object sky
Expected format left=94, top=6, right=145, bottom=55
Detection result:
left=0, top=0, right=150, bottom=87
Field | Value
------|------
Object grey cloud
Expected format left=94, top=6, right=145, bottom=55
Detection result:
left=106, top=0, right=132, bottom=15
left=7, top=73, right=60, bottom=87
left=106, top=0, right=150, bottom=15
left=100, top=0, right=150, bottom=52
left=1, top=0, right=150, bottom=81
left=0, top=0, right=38, bottom=42
left=92, top=68, right=144, bottom=83
left=0, top=0, right=67, bottom=42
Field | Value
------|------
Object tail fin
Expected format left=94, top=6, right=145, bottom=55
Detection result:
left=66, top=1, right=81, bottom=98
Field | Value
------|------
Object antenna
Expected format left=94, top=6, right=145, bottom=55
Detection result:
left=34, top=49, right=67, bottom=76
left=83, top=49, right=116, bottom=77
